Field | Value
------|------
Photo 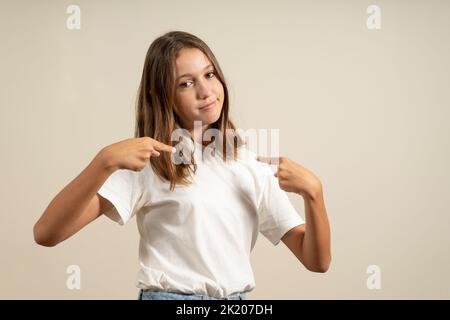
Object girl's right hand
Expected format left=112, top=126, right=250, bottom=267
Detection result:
left=99, top=137, right=176, bottom=172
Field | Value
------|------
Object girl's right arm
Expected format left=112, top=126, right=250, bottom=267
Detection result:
left=33, top=137, right=175, bottom=247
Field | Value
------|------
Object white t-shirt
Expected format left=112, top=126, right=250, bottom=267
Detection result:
left=97, top=139, right=305, bottom=298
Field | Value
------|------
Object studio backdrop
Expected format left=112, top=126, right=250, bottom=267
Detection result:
left=0, top=0, right=449, bottom=299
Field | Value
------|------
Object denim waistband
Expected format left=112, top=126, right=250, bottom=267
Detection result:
left=139, top=289, right=246, bottom=300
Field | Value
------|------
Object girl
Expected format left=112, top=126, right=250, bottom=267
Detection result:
left=33, top=31, right=331, bottom=300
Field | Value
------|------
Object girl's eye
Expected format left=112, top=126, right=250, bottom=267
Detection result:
left=179, top=71, right=216, bottom=88
left=179, top=81, right=192, bottom=88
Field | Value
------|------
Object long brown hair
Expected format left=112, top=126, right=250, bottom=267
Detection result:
left=135, top=30, right=243, bottom=191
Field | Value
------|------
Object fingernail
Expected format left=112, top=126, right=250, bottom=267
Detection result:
left=172, top=147, right=176, bottom=153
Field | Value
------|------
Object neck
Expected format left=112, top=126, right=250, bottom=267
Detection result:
left=189, top=124, right=212, bottom=145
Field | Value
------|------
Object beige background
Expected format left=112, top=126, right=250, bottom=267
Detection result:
left=1, top=0, right=449, bottom=299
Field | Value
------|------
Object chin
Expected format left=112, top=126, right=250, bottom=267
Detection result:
left=203, top=107, right=222, bottom=123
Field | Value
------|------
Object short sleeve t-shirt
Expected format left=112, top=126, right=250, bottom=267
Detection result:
left=97, top=140, right=305, bottom=298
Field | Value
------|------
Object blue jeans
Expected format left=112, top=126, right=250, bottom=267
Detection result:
left=138, top=289, right=246, bottom=300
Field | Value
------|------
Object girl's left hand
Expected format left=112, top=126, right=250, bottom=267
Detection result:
left=256, top=156, right=323, bottom=199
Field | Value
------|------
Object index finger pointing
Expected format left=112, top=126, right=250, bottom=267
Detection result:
left=256, top=156, right=279, bottom=165
left=154, top=142, right=176, bottom=153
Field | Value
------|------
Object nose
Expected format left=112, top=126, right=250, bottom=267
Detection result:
left=196, top=77, right=213, bottom=100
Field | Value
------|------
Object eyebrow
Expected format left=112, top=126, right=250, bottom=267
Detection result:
left=177, top=64, right=213, bottom=81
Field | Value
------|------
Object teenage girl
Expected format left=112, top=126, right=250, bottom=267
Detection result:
left=33, top=31, right=331, bottom=300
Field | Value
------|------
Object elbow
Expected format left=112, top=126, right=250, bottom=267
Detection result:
left=306, top=256, right=332, bottom=273
left=310, top=264, right=330, bottom=273
left=33, top=222, right=58, bottom=247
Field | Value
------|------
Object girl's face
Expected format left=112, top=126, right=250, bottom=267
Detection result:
left=174, top=48, right=224, bottom=136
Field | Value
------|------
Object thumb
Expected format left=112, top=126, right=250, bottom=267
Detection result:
left=150, top=149, right=161, bottom=157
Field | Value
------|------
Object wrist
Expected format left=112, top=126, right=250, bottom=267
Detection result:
left=95, top=148, right=118, bottom=174
left=300, top=181, right=323, bottom=202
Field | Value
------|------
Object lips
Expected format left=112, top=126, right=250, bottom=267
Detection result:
left=199, top=100, right=217, bottom=110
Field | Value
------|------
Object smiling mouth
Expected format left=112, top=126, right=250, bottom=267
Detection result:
left=199, top=100, right=217, bottom=110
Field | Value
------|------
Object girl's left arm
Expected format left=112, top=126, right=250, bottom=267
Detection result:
left=257, top=156, right=331, bottom=273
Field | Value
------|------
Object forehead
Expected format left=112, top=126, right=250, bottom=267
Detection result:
left=174, top=48, right=211, bottom=75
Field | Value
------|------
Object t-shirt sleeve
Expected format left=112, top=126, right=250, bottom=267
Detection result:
left=257, top=164, right=305, bottom=246
left=97, top=163, right=149, bottom=226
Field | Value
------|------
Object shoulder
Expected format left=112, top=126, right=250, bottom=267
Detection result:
left=237, top=147, right=272, bottom=171
left=109, top=161, right=155, bottom=193
left=115, top=160, right=154, bottom=180
left=235, top=147, right=275, bottom=185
